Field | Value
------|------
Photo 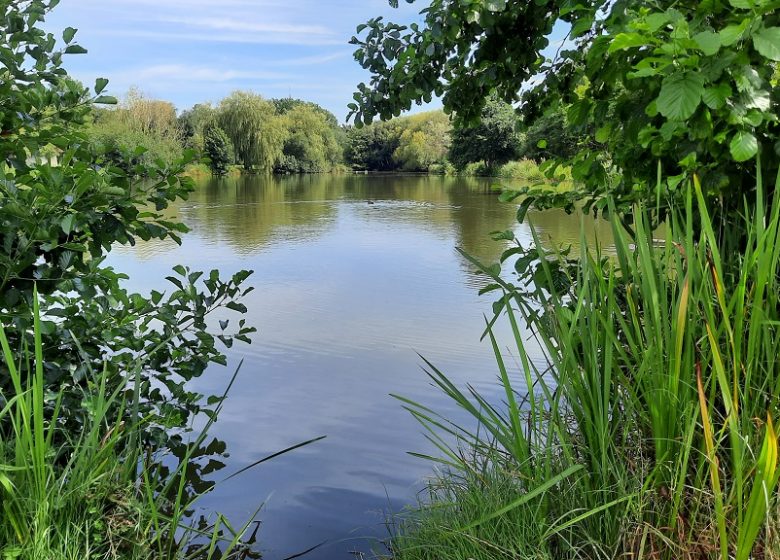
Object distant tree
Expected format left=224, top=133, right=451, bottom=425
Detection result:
left=272, top=97, right=340, bottom=128
left=518, top=107, right=583, bottom=162
left=276, top=105, right=342, bottom=173
left=88, top=88, right=184, bottom=170
left=449, top=94, right=519, bottom=170
left=344, top=120, right=402, bottom=171
left=178, top=103, right=217, bottom=151
left=218, top=91, right=287, bottom=171
left=122, top=87, right=180, bottom=138
left=393, top=111, right=451, bottom=171
left=203, top=120, right=231, bottom=176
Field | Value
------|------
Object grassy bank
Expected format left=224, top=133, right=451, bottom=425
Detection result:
left=391, top=173, right=780, bottom=559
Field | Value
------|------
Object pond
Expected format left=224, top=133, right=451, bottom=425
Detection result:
left=109, top=173, right=611, bottom=559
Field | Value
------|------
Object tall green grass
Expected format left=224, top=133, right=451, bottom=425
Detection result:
left=392, top=169, right=780, bottom=559
left=0, top=291, right=264, bottom=559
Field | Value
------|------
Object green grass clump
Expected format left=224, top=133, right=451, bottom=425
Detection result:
left=391, top=458, right=559, bottom=560
left=0, top=292, right=260, bottom=560
left=393, top=168, right=780, bottom=559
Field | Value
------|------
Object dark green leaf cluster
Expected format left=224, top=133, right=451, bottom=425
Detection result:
left=449, top=93, right=520, bottom=170
left=203, top=120, right=231, bottom=175
left=343, top=120, right=403, bottom=171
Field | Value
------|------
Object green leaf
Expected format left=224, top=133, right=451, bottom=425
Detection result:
left=60, top=214, right=75, bottom=235
left=64, top=45, right=87, bottom=55
left=595, top=125, right=611, bottom=143
left=485, top=0, right=507, bottom=11
left=657, top=72, right=705, bottom=120
left=645, top=13, right=669, bottom=33
left=720, top=21, right=748, bottom=46
left=744, top=88, right=770, bottom=111
left=226, top=301, right=248, bottom=313
left=94, top=78, right=109, bottom=94
left=702, top=83, right=732, bottom=109
left=728, top=0, right=753, bottom=7
left=62, top=27, right=77, bottom=43
left=693, top=30, right=721, bottom=55
left=730, top=130, right=758, bottom=162
left=608, top=32, right=649, bottom=52
left=94, top=95, right=117, bottom=105
left=753, top=27, right=780, bottom=61
left=537, top=139, right=547, bottom=148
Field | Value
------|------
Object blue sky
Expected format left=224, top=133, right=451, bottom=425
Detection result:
left=44, top=0, right=426, bottom=120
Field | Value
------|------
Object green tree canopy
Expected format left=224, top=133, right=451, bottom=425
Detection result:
left=344, top=120, right=403, bottom=171
left=178, top=102, right=217, bottom=151
left=349, top=0, right=780, bottom=220
left=202, top=120, right=231, bottom=175
left=272, top=97, right=340, bottom=128
left=275, top=104, right=343, bottom=173
left=448, top=94, right=519, bottom=170
left=393, top=111, right=452, bottom=171
left=218, top=91, right=287, bottom=171
left=517, top=105, right=583, bottom=162
left=88, top=88, right=184, bottom=168
left=0, top=0, right=254, bottom=455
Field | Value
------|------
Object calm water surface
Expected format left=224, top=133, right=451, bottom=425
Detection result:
left=109, top=174, right=610, bottom=559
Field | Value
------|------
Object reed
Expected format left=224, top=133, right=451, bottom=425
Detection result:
left=392, top=167, right=780, bottom=559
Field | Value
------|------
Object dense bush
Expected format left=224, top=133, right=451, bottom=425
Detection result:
left=0, top=1, right=259, bottom=555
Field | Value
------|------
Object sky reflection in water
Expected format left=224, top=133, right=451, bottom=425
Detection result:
left=107, top=174, right=610, bottom=559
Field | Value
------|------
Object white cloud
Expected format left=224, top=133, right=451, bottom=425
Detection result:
left=267, top=51, right=349, bottom=66
left=111, top=64, right=292, bottom=83
left=99, top=28, right=343, bottom=46
left=162, top=16, right=333, bottom=37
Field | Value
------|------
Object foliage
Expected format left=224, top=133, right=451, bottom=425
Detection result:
left=203, top=120, right=232, bottom=176
left=0, top=0, right=264, bottom=500
left=517, top=106, right=582, bottom=162
left=0, top=300, right=263, bottom=559
left=272, top=97, right=340, bottom=129
left=275, top=104, right=342, bottom=173
left=349, top=0, right=780, bottom=225
left=395, top=171, right=780, bottom=559
left=344, top=119, right=403, bottom=171
left=448, top=94, right=519, bottom=171
left=391, top=458, right=551, bottom=560
left=89, top=88, right=184, bottom=170
left=0, top=1, right=284, bottom=555
left=392, top=111, right=451, bottom=171
left=218, top=91, right=287, bottom=171
left=178, top=102, right=218, bottom=153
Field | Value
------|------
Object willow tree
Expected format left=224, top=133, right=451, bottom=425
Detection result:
left=218, top=91, right=287, bottom=171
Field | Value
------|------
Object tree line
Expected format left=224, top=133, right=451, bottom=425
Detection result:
left=88, top=89, right=581, bottom=177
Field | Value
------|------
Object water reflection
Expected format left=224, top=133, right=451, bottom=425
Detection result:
left=108, top=174, right=605, bottom=559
